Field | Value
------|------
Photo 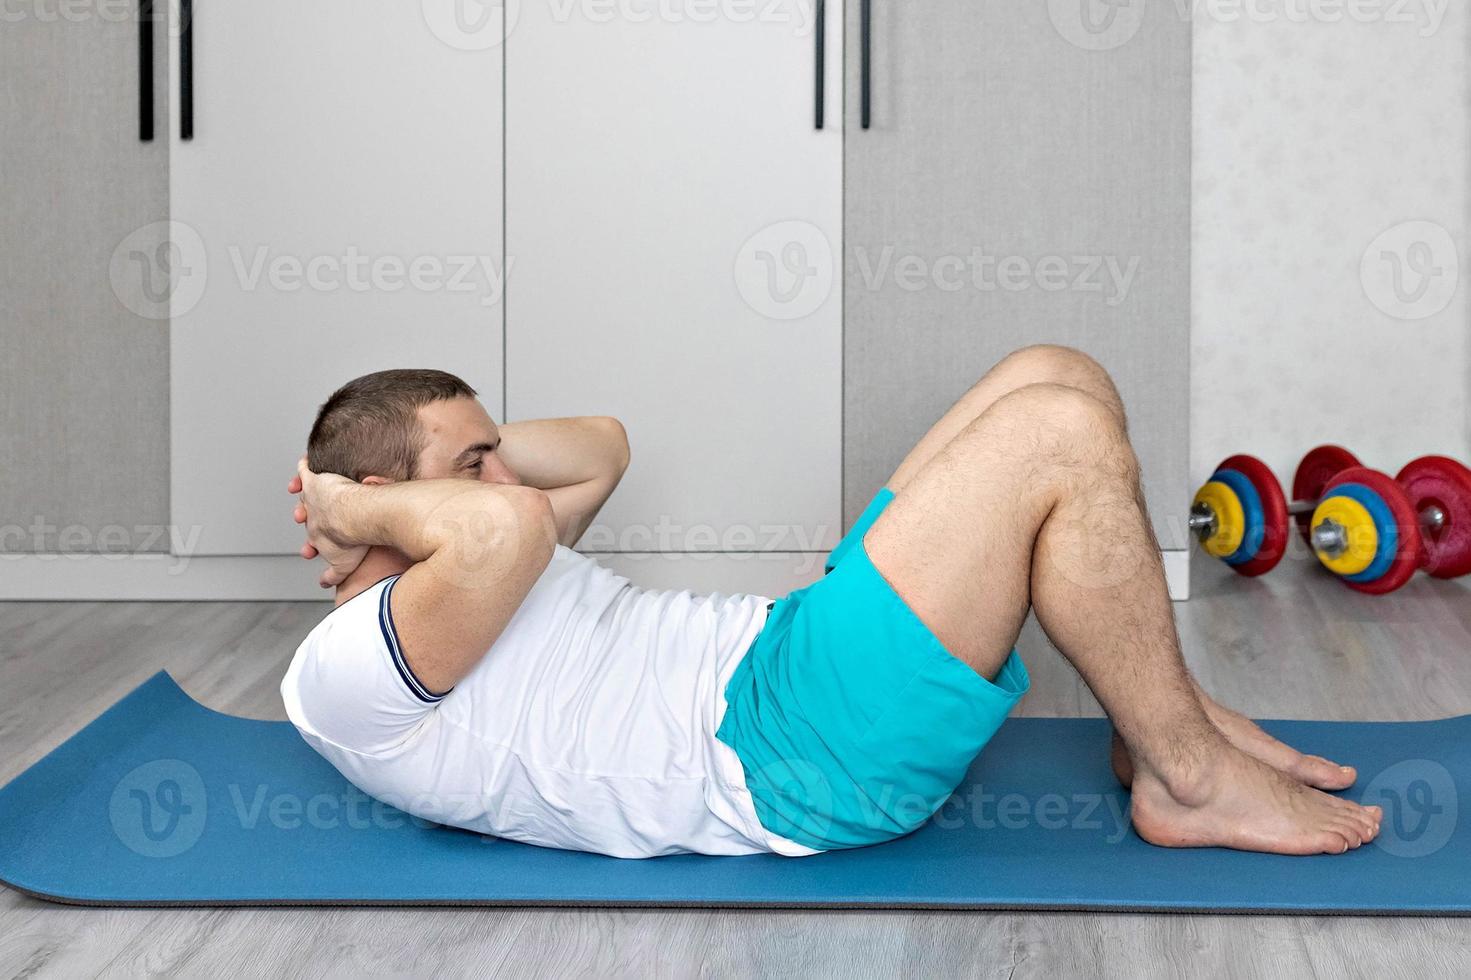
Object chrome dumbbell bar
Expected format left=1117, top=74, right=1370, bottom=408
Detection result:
left=1190, top=499, right=1446, bottom=560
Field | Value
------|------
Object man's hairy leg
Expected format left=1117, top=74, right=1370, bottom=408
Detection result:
left=863, top=383, right=1382, bottom=855
left=885, top=344, right=1127, bottom=497
left=885, top=345, right=1357, bottom=792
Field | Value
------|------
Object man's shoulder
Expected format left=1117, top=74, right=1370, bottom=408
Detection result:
left=295, top=574, right=400, bottom=666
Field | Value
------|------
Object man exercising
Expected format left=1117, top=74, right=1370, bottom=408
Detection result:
left=282, top=347, right=1382, bottom=858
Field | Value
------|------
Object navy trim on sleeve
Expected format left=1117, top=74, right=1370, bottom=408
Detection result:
left=378, top=576, right=450, bottom=704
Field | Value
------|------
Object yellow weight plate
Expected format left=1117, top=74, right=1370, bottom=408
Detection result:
left=1193, top=481, right=1245, bottom=558
left=1311, top=496, right=1379, bottom=576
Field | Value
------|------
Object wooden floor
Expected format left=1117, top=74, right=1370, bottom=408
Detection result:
left=3, top=555, right=1471, bottom=978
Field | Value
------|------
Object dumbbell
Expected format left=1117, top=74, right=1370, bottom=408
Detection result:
left=1395, top=455, right=1471, bottom=580
left=1296, top=446, right=1471, bottom=593
left=1190, top=446, right=1471, bottom=594
left=1189, top=454, right=1292, bottom=578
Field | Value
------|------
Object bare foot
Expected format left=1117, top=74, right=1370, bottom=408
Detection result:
left=1199, top=697, right=1356, bottom=791
left=1112, top=696, right=1357, bottom=793
left=1130, top=741, right=1382, bottom=855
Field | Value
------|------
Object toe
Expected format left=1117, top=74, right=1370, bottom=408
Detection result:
left=1333, top=821, right=1364, bottom=848
left=1359, top=810, right=1383, bottom=841
left=1295, top=755, right=1356, bottom=790
left=1345, top=801, right=1381, bottom=828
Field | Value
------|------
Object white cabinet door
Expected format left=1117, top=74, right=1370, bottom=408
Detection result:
left=169, top=0, right=504, bottom=555
left=506, top=1, right=843, bottom=557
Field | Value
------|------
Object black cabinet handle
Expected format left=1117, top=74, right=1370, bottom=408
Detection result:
left=814, top=0, right=825, bottom=129
left=180, top=0, right=194, bottom=141
left=138, top=0, right=153, bottom=141
left=860, top=0, right=871, bottom=129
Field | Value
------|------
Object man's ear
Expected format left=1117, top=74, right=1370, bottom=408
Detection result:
left=360, top=475, right=394, bottom=487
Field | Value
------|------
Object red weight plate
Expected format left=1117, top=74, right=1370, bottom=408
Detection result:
left=1292, top=445, right=1362, bottom=546
left=1217, top=454, right=1289, bottom=576
left=1322, top=467, right=1423, bottom=595
left=1396, top=455, right=1471, bottom=579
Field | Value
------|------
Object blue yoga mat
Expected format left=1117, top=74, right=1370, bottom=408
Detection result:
left=1, top=672, right=1467, bottom=911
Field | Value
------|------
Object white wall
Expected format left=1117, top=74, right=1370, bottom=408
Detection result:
left=1193, top=1, right=1471, bottom=488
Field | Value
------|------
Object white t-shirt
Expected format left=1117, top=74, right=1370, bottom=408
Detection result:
left=280, top=546, right=816, bottom=858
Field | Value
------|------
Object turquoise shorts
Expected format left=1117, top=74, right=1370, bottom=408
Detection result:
left=716, top=489, right=1030, bottom=852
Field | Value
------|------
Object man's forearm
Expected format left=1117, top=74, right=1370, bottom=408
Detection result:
left=497, top=417, right=629, bottom=492
left=329, top=479, right=536, bottom=562
left=496, top=417, right=630, bottom=546
left=313, top=477, right=557, bottom=696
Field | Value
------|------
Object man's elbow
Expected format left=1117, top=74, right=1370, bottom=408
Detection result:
left=436, top=484, right=557, bottom=576
left=593, top=416, right=631, bottom=476
left=502, top=485, right=559, bottom=564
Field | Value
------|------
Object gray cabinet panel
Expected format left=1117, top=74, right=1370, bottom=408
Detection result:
left=1, top=11, right=170, bottom=551
left=844, top=1, right=1191, bottom=548
left=168, top=0, right=505, bottom=556
left=507, top=7, right=843, bottom=555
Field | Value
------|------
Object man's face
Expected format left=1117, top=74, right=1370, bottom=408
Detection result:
left=412, top=397, right=520, bottom=486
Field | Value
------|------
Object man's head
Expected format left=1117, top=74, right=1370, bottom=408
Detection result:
left=307, top=369, right=519, bottom=486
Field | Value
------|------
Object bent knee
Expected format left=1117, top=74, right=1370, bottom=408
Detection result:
left=985, top=382, right=1134, bottom=467
left=998, top=344, right=1114, bottom=392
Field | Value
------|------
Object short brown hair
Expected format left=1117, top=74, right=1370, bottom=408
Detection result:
left=307, top=369, right=477, bottom=482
